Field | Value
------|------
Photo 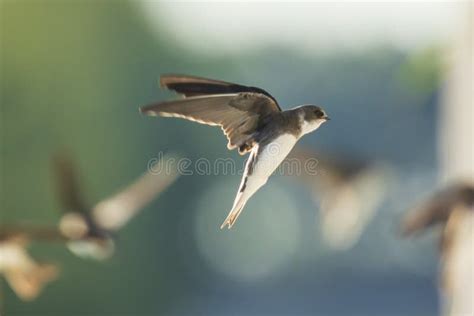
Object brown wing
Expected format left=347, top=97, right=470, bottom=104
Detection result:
left=0, top=225, right=65, bottom=242
left=141, top=92, right=280, bottom=154
left=52, top=153, right=87, bottom=213
left=160, top=74, right=281, bottom=110
left=401, top=183, right=474, bottom=236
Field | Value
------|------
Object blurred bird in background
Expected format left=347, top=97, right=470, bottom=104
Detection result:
left=54, top=152, right=180, bottom=260
left=399, top=81, right=474, bottom=315
left=401, top=182, right=474, bottom=316
left=402, top=5, right=473, bottom=315
left=0, top=226, right=61, bottom=301
left=288, top=147, right=392, bottom=250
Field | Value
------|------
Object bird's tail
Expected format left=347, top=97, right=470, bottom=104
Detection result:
left=220, top=195, right=247, bottom=229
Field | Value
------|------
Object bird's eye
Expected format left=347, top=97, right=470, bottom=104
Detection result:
left=315, top=110, right=324, bottom=117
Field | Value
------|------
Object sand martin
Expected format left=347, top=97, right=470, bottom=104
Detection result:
left=289, top=147, right=392, bottom=250
left=140, top=74, right=330, bottom=228
left=53, top=152, right=179, bottom=260
left=0, top=227, right=61, bottom=301
left=401, top=182, right=474, bottom=315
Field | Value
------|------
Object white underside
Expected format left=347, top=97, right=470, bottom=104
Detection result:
left=67, top=239, right=115, bottom=261
left=254, top=134, right=299, bottom=177
left=223, top=134, right=298, bottom=227
left=222, top=118, right=325, bottom=227
left=238, top=134, right=298, bottom=204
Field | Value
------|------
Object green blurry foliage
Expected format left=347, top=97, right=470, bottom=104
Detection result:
left=396, top=47, right=444, bottom=104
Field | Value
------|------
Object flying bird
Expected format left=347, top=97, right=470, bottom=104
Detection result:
left=288, top=147, right=392, bottom=250
left=401, top=182, right=474, bottom=316
left=0, top=226, right=61, bottom=301
left=53, top=152, right=180, bottom=260
left=140, top=74, right=330, bottom=228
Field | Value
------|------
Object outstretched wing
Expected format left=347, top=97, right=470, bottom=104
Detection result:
left=0, top=225, right=65, bottom=242
left=160, top=74, right=281, bottom=110
left=52, top=153, right=87, bottom=213
left=141, top=77, right=281, bottom=154
left=401, top=183, right=474, bottom=236
left=92, top=153, right=180, bottom=231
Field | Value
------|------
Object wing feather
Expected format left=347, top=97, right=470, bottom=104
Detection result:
left=52, top=153, right=87, bottom=213
left=160, top=74, right=281, bottom=111
left=141, top=92, right=280, bottom=154
left=401, top=183, right=474, bottom=235
left=92, top=153, right=180, bottom=231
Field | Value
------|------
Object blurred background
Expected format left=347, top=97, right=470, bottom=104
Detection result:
left=1, top=1, right=472, bottom=315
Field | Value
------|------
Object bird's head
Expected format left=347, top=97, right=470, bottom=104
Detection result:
left=301, top=105, right=330, bottom=122
left=298, top=105, right=330, bottom=135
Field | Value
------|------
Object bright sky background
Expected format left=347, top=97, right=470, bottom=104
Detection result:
left=139, top=1, right=467, bottom=56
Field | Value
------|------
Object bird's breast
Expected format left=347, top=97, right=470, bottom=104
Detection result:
left=254, top=134, right=298, bottom=177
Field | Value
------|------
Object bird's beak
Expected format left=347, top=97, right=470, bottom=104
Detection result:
left=324, top=116, right=331, bottom=121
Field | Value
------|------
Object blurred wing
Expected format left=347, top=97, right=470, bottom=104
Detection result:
left=52, top=153, right=87, bottom=213
left=0, top=226, right=65, bottom=242
left=92, top=153, right=180, bottom=231
left=141, top=93, right=280, bottom=154
left=401, top=183, right=474, bottom=236
left=401, top=199, right=451, bottom=236
left=160, top=74, right=281, bottom=109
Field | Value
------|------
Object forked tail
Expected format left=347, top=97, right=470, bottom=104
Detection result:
left=220, top=195, right=247, bottom=229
